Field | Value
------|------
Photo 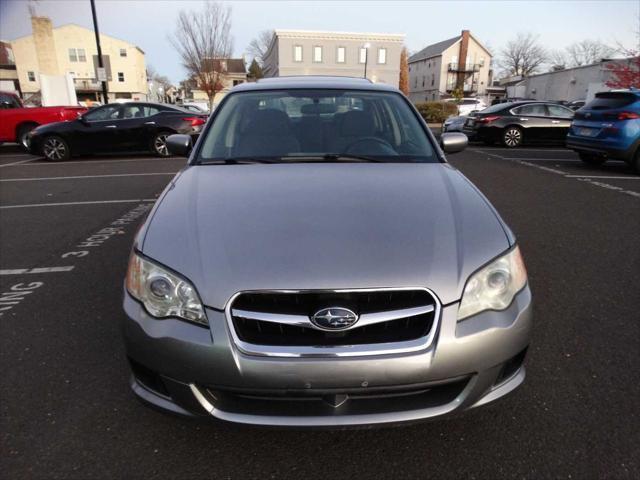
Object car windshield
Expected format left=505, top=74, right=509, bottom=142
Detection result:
left=196, top=89, right=437, bottom=163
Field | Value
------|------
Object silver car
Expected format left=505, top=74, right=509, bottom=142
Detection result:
left=123, top=77, right=532, bottom=427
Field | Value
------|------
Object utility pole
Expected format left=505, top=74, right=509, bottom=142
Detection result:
left=363, top=43, right=371, bottom=79
left=90, top=0, right=109, bottom=103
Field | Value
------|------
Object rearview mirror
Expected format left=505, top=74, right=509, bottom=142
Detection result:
left=166, top=134, right=193, bottom=157
left=440, top=132, right=468, bottom=154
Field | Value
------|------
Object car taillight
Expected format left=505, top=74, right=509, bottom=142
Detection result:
left=477, top=115, right=501, bottom=124
left=183, top=117, right=206, bottom=127
left=617, top=111, right=640, bottom=120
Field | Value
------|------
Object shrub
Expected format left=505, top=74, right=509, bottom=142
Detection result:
left=414, top=101, right=458, bottom=123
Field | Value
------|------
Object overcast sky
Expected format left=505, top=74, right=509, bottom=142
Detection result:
left=1, top=0, right=637, bottom=84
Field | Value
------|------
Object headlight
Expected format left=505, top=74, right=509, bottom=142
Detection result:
left=457, top=246, right=528, bottom=321
left=125, top=250, right=207, bottom=326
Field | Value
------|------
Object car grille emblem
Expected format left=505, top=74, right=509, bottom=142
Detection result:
left=311, top=307, right=358, bottom=330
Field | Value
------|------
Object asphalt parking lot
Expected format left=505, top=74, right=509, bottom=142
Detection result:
left=1, top=143, right=638, bottom=479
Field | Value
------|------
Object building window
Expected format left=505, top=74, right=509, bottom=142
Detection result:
left=69, top=48, right=77, bottom=62
left=27, top=71, right=36, bottom=82
left=431, top=74, right=435, bottom=86
left=414, top=76, right=417, bottom=88
left=359, top=47, right=367, bottom=64
left=336, top=46, right=346, bottom=63
left=118, top=72, right=125, bottom=82
left=233, top=80, right=244, bottom=86
left=377, top=48, right=387, bottom=64
left=313, top=46, right=323, bottom=63
left=422, top=76, right=425, bottom=87
left=77, top=48, right=86, bottom=62
left=120, top=48, right=127, bottom=57
left=479, top=57, right=485, bottom=67
left=293, top=45, right=303, bottom=62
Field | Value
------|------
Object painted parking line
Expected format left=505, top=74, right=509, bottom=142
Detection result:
left=0, top=158, right=39, bottom=168
left=564, top=175, right=640, bottom=180
left=0, top=198, right=157, bottom=209
left=0, top=266, right=75, bottom=275
left=0, top=157, right=182, bottom=167
left=0, top=172, right=176, bottom=182
left=472, top=149, right=640, bottom=199
left=471, top=147, right=572, bottom=153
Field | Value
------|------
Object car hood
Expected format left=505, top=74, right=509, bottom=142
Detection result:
left=141, top=163, right=511, bottom=309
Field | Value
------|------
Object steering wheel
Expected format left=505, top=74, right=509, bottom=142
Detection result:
left=344, top=137, right=396, bottom=155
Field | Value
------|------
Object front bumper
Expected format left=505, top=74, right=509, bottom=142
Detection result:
left=122, top=286, right=532, bottom=426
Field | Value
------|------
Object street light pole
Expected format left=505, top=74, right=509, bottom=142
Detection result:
left=363, top=43, right=371, bottom=79
left=90, top=0, right=108, bottom=103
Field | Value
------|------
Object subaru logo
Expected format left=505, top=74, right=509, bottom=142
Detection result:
left=311, top=307, right=358, bottom=330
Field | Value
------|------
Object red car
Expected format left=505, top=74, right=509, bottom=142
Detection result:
left=0, top=91, right=86, bottom=150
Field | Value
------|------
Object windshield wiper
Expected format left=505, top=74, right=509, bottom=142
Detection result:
left=199, top=156, right=279, bottom=165
left=280, top=154, right=385, bottom=163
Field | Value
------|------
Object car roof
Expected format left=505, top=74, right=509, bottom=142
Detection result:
left=232, top=76, right=399, bottom=93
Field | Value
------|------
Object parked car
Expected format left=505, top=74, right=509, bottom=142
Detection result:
left=566, top=90, right=640, bottom=173
left=179, top=101, right=212, bottom=113
left=0, top=90, right=86, bottom=150
left=122, top=76, right=532, bottom=427
left=442, top=112, right=479, bottom=133
left=463, top=100, right=575, bottom=147
left=180, top=104, right=208, bottom=114
left=446, top=97, right=487, bottom=116
left=567, top=100, right=586, bottom=111
left=27, top=102, right=207, bottom=161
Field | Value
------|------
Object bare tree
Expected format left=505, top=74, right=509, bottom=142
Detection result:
left=566, top=40, right=615, bottom=66
left=500, top=32, right=547, bottom=77
left=548, top=50, right=568, bottom=71
left=247, top=29, right=274, bottom=65
left=170, top=1, right=233, bottom=110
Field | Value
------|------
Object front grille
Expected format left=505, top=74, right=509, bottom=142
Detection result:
left=229, top=289, right=437, bottom=348
left=202, top=377, right=469, bottom=418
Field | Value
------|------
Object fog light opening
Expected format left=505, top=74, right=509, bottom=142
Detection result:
left=495, top=348, right=528, bottom=386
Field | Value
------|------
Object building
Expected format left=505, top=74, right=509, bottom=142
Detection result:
left=262, top=30, right=405, bottom=86
left=10, top=16, right=147, bottom=103
left=408, top=30, right=492, bottom=102
left=190, top=58, right=247, bottom=106
left=518, top=58, right=635, bottom=102
left=0, top=41, right=20, bottom=94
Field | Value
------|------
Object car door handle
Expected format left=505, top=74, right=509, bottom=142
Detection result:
left=144, top=121, right=156, bottom=125
left=551, top=120, right=560, bottom=124
left=105, top=125, right=117, bottom=128
left=519, top=118, right=528, bottom=121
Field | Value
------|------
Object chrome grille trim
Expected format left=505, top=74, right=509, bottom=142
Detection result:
left=224, top=287, right=441, bottom=358
left=231, top=304, right=435, bottom=331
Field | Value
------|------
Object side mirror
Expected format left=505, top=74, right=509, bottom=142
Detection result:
left=440, top=132, right=468, bottom=154
left=166, top=134, right=192, bottom=157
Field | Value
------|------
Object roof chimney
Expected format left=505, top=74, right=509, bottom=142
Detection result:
left=456, top=30, right=471, bottom=91
left=31, top=16, right=59, bottom=76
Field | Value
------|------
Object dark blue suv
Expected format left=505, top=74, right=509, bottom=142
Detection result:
left=566, top=90, right=640, bottom=174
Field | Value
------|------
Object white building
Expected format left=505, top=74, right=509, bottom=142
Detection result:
left=262, top=30, right=405, bottom=86
left=408, top=30, right=492, bottom=102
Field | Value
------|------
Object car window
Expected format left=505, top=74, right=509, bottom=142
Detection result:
left=513, top=104, right=546, bottom=116
left=197, top=89, right=437, bottom=163
left=0, top=92, right=21, bottom=109
left=462, top=99, right=477, bottom=105
left=122, top=105, right=160, bottom=118
left=546, top=104, right=574, bottom=118
left=84, top=105, right=122, bottom=121
left=586, top=92, right=638, bottom=110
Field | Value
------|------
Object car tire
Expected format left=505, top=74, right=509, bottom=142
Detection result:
left=632, top=148, right=640, bottom=175
left=17, top=123, right=38, bottom=151
left=578, top=152, right=606, bottom=166
left=151, top=131, right=172, bottom=157
left=502, top=127, right=523, bottom=148
left=41, top=135, right=71, bottom=161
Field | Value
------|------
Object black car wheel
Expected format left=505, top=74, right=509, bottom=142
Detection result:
left=632, top=148, right=640, bottom=175
left=17, top=123, right=38, bottom=151
left=502, top=127, right=523, bottom=148
left=42, top=135, right=70, bottom=161
left=578, top=152, right=606, bottom=166
left=152, top=132, right=171, bottom=157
